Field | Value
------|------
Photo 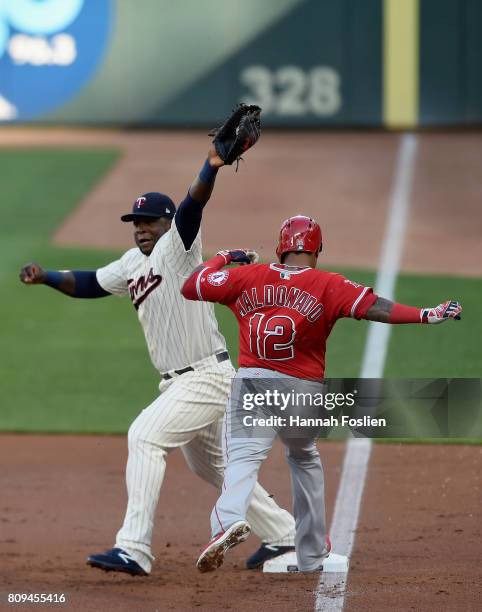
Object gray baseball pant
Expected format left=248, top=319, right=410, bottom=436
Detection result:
left=211, top=367, right=329, bottom=572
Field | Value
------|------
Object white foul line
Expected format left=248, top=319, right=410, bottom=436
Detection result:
left=315, top=134, right=418, bottom=611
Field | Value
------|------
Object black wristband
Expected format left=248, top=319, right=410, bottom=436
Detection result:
left=199, top=159, right=218, bottom=183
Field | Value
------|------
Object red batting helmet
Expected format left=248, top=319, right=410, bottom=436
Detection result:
left=276, top=215, right=322, bottom=261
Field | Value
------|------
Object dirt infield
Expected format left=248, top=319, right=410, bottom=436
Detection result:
left=345, top=443, right=481, bottom=611
left=1, top=436, right=480, bottom=611
left=1, top=436, right=344, bottom=612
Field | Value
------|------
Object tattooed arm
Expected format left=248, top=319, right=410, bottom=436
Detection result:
left=365, top=297, right=462, bottom=324
left=365, top=297, right=393, bottom=323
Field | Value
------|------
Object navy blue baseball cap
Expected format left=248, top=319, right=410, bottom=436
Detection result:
left=121, top=192, right=176, bottom=222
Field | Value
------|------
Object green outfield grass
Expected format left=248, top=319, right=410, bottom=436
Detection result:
left=386, top=274, right=481, bottom=377
left=0, top=149, right=480, bottom=435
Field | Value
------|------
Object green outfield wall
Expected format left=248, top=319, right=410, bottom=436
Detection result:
left=0, top=0, right=480, bottom=127
left=420, top=0, right=482, bottom=125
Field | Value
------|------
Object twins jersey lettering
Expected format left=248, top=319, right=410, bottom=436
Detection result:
left=96, top=222, right=226, bottom=373
left=196, top=263, right=377, bottom=380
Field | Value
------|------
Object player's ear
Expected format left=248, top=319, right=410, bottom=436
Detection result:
left=160, top=218, right=172, bottom=231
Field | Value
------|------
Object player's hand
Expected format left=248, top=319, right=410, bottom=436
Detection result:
left=244, top=249, right=259, bottom=264
left=19, top=262, right=46, bottom=284
left=422, top=300, right=462, bottom=324
left=217, top=249, right=259, bottom=265
left=207, top=146, right=225, bottom=168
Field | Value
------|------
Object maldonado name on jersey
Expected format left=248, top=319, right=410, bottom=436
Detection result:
left=235, top=285, right=324, bottom=323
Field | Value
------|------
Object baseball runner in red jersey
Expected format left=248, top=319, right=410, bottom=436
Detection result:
left=182, top=215, right=462, bottom=572
left=19, top=112, right=298, bottom=577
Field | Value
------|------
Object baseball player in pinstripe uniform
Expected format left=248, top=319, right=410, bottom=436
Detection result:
left=19, top=144, right=296, bottom=576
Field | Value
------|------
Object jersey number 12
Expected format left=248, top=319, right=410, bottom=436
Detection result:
left=249, top=313, right=296, bottom=360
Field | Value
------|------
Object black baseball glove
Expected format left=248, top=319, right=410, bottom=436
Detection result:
left=210, top=103, right=261, bottom=168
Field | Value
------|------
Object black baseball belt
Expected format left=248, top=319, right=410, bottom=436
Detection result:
left=162, top=351, right=229, bottom=380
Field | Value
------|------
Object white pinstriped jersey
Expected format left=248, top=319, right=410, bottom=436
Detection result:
left=96, top=222, right=226, bottom=373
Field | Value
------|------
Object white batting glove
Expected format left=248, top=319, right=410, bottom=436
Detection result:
left=421, top=300, right=462, bottom=324
left=245, top=249, right=259, bottom=264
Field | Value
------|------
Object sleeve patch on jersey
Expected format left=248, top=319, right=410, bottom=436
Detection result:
left=207, top=270, right=229, bottom=286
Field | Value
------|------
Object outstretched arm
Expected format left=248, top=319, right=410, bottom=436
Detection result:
left=189, top=147, right=224, bottom=203
left=20, top=263, right=110, bottom=298
left=365, top=297, right=462, bottom=324
left=175, top=105, right=261, bottom=251
left=182, top=249, right=258, bottom=302
left=174, top=148, right=224, bottom=251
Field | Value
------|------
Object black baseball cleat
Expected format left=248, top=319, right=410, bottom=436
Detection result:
left=245, top=543, right=295, bottom=569
left=87, top=547, right=148, bottom=576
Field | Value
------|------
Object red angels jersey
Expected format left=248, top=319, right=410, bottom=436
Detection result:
left=196, top=262, right=377, bottom=380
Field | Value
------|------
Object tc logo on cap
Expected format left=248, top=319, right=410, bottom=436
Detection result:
left=135, top=197, right=146, bottom=208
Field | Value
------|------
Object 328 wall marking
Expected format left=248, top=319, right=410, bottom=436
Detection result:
left=240, top=65, right=342, bottom=116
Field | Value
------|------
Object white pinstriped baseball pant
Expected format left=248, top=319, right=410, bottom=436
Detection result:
left=115, top=359, right=295, bottom=573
